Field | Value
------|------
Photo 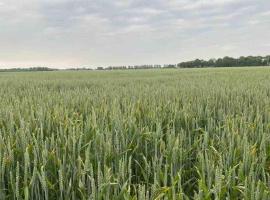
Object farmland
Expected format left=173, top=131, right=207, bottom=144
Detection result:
left=0, top=67, right=270, bottom=199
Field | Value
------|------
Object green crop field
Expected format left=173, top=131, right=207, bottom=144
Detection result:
left=0, top=67, right=270, bottom=199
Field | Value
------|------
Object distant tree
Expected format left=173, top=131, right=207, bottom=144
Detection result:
left=164, top=64, right=176, bottom=68
left=178, top=55, right=269, bottom=68
left=266, top=56, right=270, bottom=65
left=0, top=67, right=57, bottom=72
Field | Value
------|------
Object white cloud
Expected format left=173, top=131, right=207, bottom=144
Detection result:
left=261, top=11, right=270, bottom=16
left=0, top=0, right=269, bottom=68
left=221, top=45, right=237, bottom=51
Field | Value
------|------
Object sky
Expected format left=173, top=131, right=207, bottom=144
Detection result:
left=0, top=0, right=269, bottom=68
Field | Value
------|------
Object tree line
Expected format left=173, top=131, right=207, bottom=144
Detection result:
left=0, top=67, right=57, bottom=72
left=96, top=55, right=270, bottom=70
left=0, top=55, right=269, bottom=72
left=177, top=55, right=270, bottom=68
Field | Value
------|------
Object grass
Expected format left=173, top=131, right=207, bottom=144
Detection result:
left=0, top=67, right=270, bottom=199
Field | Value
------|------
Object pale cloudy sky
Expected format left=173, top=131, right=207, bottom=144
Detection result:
left=0, top=0, right=269, bottom=68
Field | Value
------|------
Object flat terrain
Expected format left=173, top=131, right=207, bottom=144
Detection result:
left=0, top=67, right=270, bottom=199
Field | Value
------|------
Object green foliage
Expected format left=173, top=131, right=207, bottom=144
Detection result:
left=178, top=55, right=270, bottom=68
left=0, top=68, right=270, bottom=199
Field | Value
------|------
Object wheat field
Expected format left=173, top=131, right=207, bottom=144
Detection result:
left=0, top=67, right=270, bottom=199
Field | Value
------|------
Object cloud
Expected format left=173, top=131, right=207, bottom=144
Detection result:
left=220, top=44, right=237, bottom=51
left=260, top=10, right=270, bottom=16
left=0, top=0, right=269, bottom=68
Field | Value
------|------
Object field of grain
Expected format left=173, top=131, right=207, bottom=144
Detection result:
left=0, top=67, right=270, bottom=199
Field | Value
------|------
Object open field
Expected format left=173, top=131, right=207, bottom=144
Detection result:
left=0, top=67, right=270, bottom=199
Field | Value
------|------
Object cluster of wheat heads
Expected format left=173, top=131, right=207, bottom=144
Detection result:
left=0, top=68, right=270, bottom=199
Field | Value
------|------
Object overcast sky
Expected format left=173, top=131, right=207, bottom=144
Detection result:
left=0, top=0, right=269, bottom=68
